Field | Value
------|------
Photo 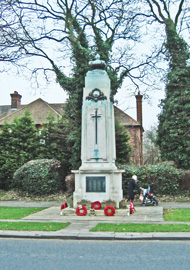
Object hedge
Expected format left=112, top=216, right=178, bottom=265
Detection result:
left=120, top=162, right=189, bottom=196
left=13, top=159, right=63, bottom=196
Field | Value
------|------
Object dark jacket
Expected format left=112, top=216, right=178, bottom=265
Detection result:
left=128, top=179, right=140, bottom=200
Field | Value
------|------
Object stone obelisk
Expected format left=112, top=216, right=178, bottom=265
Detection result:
left=72, top=55, right=124, bottom=208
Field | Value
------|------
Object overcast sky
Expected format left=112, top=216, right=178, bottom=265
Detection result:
left=0, top=70, right=165, bottom=131
left=1, top=1, right=188, bottom=132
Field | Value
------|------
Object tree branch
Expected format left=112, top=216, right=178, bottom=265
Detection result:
left=175, top=0, right=185, bottom=27
left=146, top=0, right=166, bottom=23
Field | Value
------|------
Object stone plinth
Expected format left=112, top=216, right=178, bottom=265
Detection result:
left=73, top=169, right=124, bottom=208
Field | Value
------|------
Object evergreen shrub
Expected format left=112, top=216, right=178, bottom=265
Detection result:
left=13, top=159, right=62, bottom=196
left=121, top=162, right=186, bottom=196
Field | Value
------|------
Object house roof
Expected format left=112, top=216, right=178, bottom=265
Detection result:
left=0, top=98, right=141, bottom=127
left=0, top=98, right=65, bottom=125
left=114, top=106, right=140, bottom=127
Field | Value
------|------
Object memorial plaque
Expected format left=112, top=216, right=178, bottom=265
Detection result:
left=86, top=176, right=106, bottom=192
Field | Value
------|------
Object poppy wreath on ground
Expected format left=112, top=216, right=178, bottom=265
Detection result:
left=104, top=205, right=116, bottom=216
left=60, top=202, right=68, bottom=210
left=76, top=205, right=88, bottom=216
left=91, top=201, right=101, bottom=210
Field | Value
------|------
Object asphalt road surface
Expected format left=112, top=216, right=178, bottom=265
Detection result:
left=0, top=239, right=190, bottom=270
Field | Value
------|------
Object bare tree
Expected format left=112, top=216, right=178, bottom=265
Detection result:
left=0, top=0, right=23, bottom=64
left=140, top=0, right=190, bottom=61
left=0, top=0, right=153, bottom=168
left=0, top=0, right=155, bottom=90
left=143, top=126, right=161, bottom=164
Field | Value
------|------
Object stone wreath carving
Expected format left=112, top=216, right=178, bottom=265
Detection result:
left=86, top=88, right=107, bottom=102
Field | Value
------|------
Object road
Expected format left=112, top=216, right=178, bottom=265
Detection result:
left=0, top=239, right=190, bottom=270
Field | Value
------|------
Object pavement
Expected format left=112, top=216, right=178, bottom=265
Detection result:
left=0, top=201, right=190, bottom=241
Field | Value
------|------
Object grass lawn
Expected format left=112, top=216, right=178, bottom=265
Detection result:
left=0, top=207, right=70, bottom=231
left=0, top=207, right=46, bottom=219
left=0, top=221, right=70, bottom=231
left=91, top=209, right=190, bottom=233
left=91, top=223, right=190, bottom=233
left=164, top=208, right=190, bottom=222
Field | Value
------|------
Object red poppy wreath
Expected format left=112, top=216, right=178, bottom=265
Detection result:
left=104, top=205, right=116, bottom=216
left=76, top=205, right=88, bottom=216
left=91, top=201, right=101, bottom=210
left=60, top=202, right=68, bottom=210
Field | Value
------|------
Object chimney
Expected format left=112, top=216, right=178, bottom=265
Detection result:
left=10, top=91, right=22, bottom=110
left=135, top=91, right=143, bottom=126
left=135, top=91, right=143, bottom=165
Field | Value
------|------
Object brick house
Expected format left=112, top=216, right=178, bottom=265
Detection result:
left=0, top=91, right=143, bottom=165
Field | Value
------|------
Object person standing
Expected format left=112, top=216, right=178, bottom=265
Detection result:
left=128, top=175, right=141, bottom=204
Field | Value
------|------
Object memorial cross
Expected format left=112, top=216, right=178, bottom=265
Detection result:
left=91, top=108, right=101, bottom=144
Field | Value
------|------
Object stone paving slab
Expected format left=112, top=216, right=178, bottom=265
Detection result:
left=22, top=206, right=164, bottom=223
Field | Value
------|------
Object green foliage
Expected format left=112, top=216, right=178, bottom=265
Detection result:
left=39, top=114, right=71, bottom=186
left=121, top=162, right=184, bottom=196
left=165, top=20, right=189, bottom=69
left=157, top=65, right=190, bottom=169
left=0, top=111, right=41, bottom=189
left=13, top=159, right=63, bottom=197
left=0, top=111, right=74, bottom=191
left=115, top=120, right=132, bottom=164
left=157, top=21, right=190, bottom=170
left=54, top=43, right=90, bottom=169
left=157, top=81, right=190, bottom=169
